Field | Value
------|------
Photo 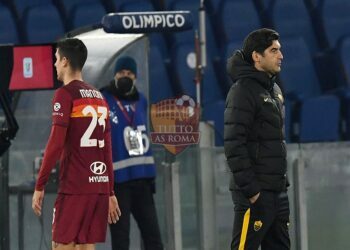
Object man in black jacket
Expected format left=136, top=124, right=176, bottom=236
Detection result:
left=224, top=28, right=290, bottom=250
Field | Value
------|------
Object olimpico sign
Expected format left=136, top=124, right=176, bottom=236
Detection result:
left=102, top=11, right=193, bottom=33
left=121, top=14, right=186, bottom=29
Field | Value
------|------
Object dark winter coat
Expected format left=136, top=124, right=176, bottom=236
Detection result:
left=224, top=50, right=287, bottom=199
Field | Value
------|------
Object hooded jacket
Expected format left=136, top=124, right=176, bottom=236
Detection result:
left=224, top=50, right=287, bottom=199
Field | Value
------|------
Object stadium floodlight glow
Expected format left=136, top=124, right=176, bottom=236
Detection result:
left=101, top=11, right=193, bottom=33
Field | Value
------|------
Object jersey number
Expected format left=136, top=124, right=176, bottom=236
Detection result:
left=80, top=105, right=107, bottom=148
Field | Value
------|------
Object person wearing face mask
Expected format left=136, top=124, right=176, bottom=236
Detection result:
left=101, top=56, right=163, bottom=250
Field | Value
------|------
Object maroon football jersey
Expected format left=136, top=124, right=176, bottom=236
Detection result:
left=37, top=80, right=114, bottom=194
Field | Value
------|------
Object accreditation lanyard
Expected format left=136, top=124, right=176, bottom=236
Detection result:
left=114, top=97, right=136, bottom=126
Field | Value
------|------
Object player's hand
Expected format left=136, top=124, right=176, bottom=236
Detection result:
left=32, top=190, right=45, bottom=216
left=108, top=195, right=121, bottom=224
left=249, top=192, right=260, bottom=204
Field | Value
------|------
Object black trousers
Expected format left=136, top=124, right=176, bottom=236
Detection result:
left=231, top=190, right=290, bottom=250
left=110, top=179, right=163, bottom=250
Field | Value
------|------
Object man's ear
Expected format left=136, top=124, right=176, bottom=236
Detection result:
left=62, top=57, right=68, bottom=67
left=252, top=51, right=261, bottom=63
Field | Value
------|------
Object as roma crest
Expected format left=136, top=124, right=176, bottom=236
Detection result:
left=150, top=95, right=200, bottom=155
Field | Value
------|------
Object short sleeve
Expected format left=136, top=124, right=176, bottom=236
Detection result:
left=52, top=87, right=72, bottom=127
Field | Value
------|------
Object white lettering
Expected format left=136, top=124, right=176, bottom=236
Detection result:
left=155, top=125, right=194, bottom=133
left=122, top=16, right=133, bottom=29
left=153, top=135, right=165, bottom=143
left=154, top=15, right=162, bottom=27
left=52, top=112, right=63, bottom=117
left=89, top=176, right=109, bottom=183
left=167, top=134, right=196, bottom=143
left=143, top=15, right=154, bottom=27
left=166, top=15, right=175, bottom=27
left=184, top=125, right=194, bottom=133
left=79, top=89, right=104, bottom=99
left=162, top=14, right=166, bottom=27
left=175, top=14, right=185, bottom=27
left=140, top=14, right=143, bottom=28
left=132, top=16, right=140, bottom=28
left=121, top=14, right=186, bottom=29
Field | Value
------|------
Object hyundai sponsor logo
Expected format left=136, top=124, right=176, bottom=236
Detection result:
left=90, top=161, right=107, bottom=175
left=89, top=176, right=109, bottom=183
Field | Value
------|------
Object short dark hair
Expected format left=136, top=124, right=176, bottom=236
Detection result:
left=56, top=38, right=87, bottom=71
left=242, top=28, right=280, bottom=64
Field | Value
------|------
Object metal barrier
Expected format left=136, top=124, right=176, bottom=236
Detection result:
left=8, top=141, right=350, bottom=249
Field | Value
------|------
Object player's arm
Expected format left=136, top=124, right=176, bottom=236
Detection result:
left=35, top=125, right=67, bottom=191
left=104, top=129, right=115, bottom=196
left=32, top=88, right=71, bottom=216
left=102, top=104, right=121, bottom=223
left=224, top=83, right=260, bottom=202
left=32, top=125, right=67, bottom=216
left=104, top=127, right=121, bottom=223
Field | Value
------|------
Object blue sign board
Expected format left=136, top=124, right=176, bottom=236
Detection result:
left=102, top=11, right=193, bottom=33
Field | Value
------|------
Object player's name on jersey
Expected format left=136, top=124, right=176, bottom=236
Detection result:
left=79, top=89, right=104, bottom=99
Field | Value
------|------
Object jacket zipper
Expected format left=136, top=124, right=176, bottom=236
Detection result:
left=270, top=95, right=283, bottom=140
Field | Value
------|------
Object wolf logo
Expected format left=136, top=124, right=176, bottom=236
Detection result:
left=254, top=220, right=263, bottom=231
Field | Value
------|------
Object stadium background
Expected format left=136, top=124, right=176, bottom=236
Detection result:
left=1, top=0, right=350, bottom=249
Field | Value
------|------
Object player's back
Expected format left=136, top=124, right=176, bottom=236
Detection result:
left=53, top=80, right=111, bottom=194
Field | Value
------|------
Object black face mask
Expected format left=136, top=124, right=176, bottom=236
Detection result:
left=115, top=77, right=134, bottom=95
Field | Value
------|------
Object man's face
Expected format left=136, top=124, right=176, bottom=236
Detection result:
left=255, top=40, right=283, bottom=76
left=54, top=49, right=66, bottom=81
left=114, top=69, right=136, bottom=81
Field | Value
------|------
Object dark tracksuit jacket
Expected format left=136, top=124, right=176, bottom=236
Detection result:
left=224, top=50, right=290, bottom=250
left=224, top=50, right=287, bottom=197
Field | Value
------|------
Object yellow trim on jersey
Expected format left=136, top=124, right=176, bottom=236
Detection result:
left=238, top=208, right=250, bottom=250
left=70, top=104, right=103, bottom=118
